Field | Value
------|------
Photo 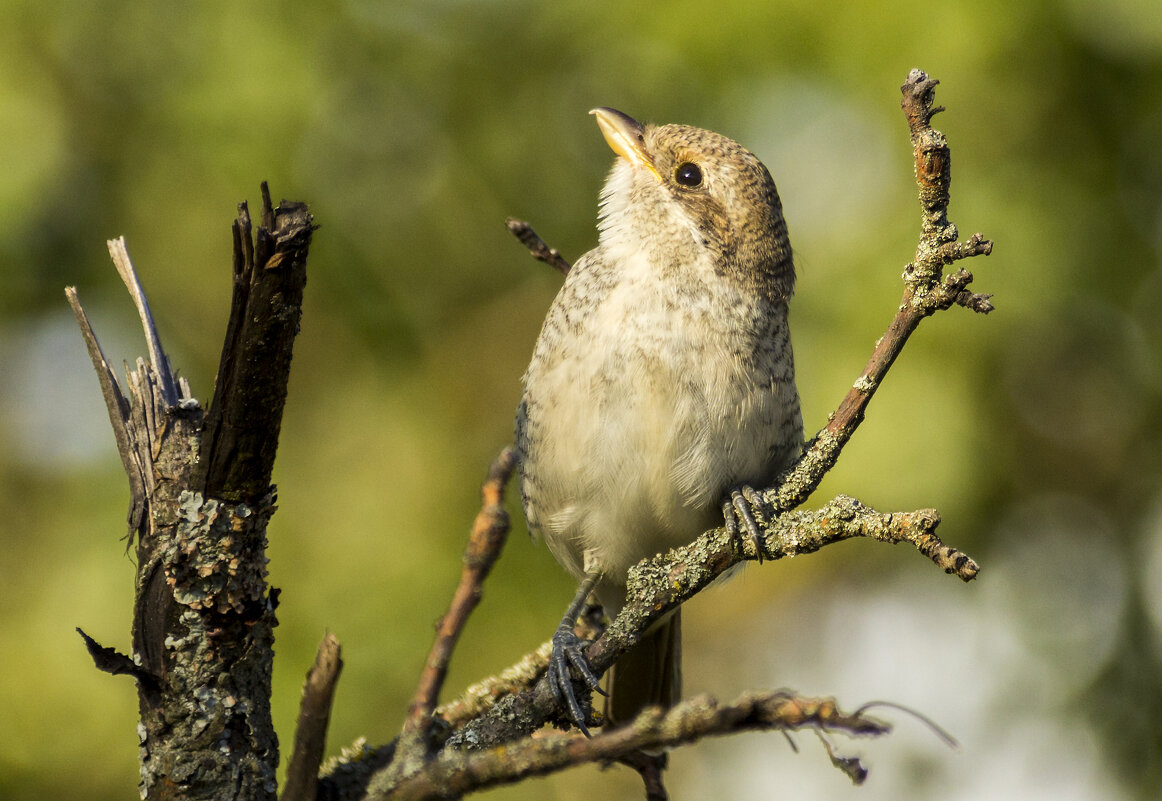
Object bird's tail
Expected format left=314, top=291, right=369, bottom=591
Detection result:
left=604, top=609, right=681, bottom=726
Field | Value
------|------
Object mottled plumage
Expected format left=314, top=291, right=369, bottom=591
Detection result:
left=516, top=108, right=803, bottom=729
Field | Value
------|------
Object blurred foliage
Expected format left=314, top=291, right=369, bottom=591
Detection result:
left=1, top=1, right=1160, bottom=800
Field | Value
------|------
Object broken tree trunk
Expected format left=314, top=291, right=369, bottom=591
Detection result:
left=69, top=184, right=315, bottom=801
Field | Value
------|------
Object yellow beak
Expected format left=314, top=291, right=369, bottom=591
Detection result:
left=590, top=107, right=663, bottom=182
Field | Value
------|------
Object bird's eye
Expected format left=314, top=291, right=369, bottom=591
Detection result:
left=674, top=162, right=703, bottom=188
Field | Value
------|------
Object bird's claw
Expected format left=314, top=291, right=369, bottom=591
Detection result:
left=548, top=623, right=607, bottom=736
left=722, top=485, right=770, bottom=563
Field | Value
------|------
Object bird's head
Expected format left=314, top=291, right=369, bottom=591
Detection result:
left=591, top=107, right=795, bottom=303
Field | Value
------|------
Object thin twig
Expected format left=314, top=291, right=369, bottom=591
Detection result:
left=506, top=218, right=572, bottom=276
left=617, top=751, right=669, bottom=801
left=283, top=632, right=344, bottom=801
left=405, top=447, right=519, bottom=731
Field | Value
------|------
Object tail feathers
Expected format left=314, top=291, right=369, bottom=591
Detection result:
left=605, top=610, right=681, bottom=726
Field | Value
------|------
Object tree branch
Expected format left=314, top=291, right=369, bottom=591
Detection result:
left=405, top=447, right=519, bottom=731
left=283, top=632, right=344, bottom=801
left=766, top=69, right=992, bottom=516
left=445, top=495, right=974, bottom=753
left=388, top=692, right=888, bottom=800
left=107, top=236, right=182, bottom=407
left=384, top=448, right=520, bottom=785
left=195, top=182, right=316, bottom=503
left=64, top=285, right=147, bottom=533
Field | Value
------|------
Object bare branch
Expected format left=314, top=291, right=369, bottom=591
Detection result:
left=386, top=448, right=520, bottom=784
left=65, top=286, right=147, bottom=534
left=405, top=447, right=519, bottom=730
left=194, top=182, right=316, bottom=503
left=282, top=632, right=343, bottom=801
left=617, top=750, right=669, bottom=801
left=506, top=217, right=572, bottom=276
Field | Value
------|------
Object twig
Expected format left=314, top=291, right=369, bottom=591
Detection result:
left=282, top=632, right=344, bottom=801
left=64, top=287, right=148, bottom=533
left=506, top=218, right=572, bottom=276
left=405, top=447, right=519, bottom=731
left=388, top=692, right=887, bottom=800
left=766, top=69, right=992, bottom=516
left=617, top=750, right=669, bottom=801
left=382, top=448, right=520, bottom=788
left=587, top=496, right=976, bottom=684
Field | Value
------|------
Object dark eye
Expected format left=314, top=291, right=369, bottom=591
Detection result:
left=674, top=162, right=703, bottom=188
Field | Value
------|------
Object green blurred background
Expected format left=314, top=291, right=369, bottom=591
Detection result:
left=2, top=1, right=1160, bottom=799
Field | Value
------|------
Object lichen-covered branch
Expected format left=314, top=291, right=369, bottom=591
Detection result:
left=445, top=495, right=974, bottom=753
left=767, top=68, right=993, bottom=516
left=433, top=641, right=554, bottom=729
left=388, top=692, right=889, bottom=800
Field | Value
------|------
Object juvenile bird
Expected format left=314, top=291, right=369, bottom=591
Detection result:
left=515, top=107, right=803, bottom=732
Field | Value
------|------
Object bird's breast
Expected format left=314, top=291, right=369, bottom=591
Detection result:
left=519, top=249, right=800, bottom=583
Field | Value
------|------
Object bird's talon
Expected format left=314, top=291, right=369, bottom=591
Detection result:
left=548, top=625, right=602, bottom=735
left=725, top=485, right=769, bottom=563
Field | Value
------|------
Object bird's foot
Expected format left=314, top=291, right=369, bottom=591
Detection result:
left=722, top=485, right=771, bottom=563
left=548, top=621, right=607, bottom=736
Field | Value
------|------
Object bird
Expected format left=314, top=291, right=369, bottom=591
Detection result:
left=515, top=107, right=803, bottom=733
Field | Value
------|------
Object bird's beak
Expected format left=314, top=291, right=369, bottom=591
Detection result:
left=590, top=107, right=663, bottom=182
